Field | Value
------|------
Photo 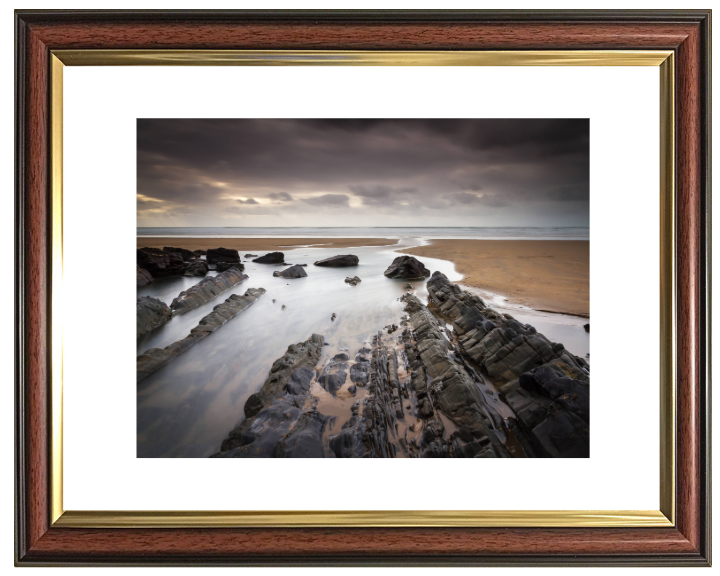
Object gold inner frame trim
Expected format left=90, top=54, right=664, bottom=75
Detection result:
left=55, top=509, right=672, bottom=529
left=49, top=49, right=676, bottom=529
left=54, top=49, right=673, bottom=67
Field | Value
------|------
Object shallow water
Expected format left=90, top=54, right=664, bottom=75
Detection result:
left=136, top=237, right=589, bottom=458
left=137, top=238, right=460, bottom=457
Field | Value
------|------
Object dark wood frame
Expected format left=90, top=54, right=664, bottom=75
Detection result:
left=15, top=10, right=711, bottom=566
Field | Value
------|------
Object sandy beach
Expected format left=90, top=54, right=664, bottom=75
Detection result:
left=400, top=240, right=589, bottom=317
left=137, top=237, right=399, bottom=251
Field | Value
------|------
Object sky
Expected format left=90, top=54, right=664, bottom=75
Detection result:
left=137, top=119, right=589, bottom=228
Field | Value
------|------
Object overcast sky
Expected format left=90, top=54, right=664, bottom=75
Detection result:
left=137, top=119, right=589, bottom=228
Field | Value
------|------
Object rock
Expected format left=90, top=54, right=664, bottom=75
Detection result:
left=170, top=267, right=248, bottom=314
left=137, top=266, right=153, bottom=287
left=313, top=255, right=359, bottom=267
left=137, top=288, right=265, bottom=382
left=331, top=313, right=337, bottom=321
left=216, top=261, right=244, bottom=272
left=182, top=259, right=209, bottom=277
left=349, top=360, right=370, bottom=387
left=282, top=305, right=286, bottom=310
left=206, top=247, right=241, bottom=265
left=584, top=323, right=590, bottom=332
left=253, top=252, right=285, bottom=264
left=405, top=283, right=413, bottom=290
left=162, top=246, right=196, bottom=261
left=423, top=271, right=590, bottom=458
left=193, top=249, right=207, bottom=256
left=344, top=276, right=361, bottom=286
left=137, top=247, right=184, bottom=277
left=244, top=254, right=258, bottom=258
left=273, top=264, right=308, bottom=279
left=425, top=271, right=589, bottom=383
left=137, top=296, right=172, bottom=338
left=317, top=357, right=348, bottom=395
left=207, top=248, right=242, bottom=271
left=213, top=334, right=326, bottom=457
left=384, top=255, right=431, bottom=279
left=285, top=365, right=315, bottom=395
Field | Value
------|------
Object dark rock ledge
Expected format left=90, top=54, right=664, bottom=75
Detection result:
left=212, top=334, right=326, bottom=457
left=137, top=247, right=184, bottom=277
left=425, top=271, right=590, bottom=458
left=137, top=287, right=265, bottom=382
left=170, top=267, right=248, bottom=315
left=137, top=296, right=172, bottom=339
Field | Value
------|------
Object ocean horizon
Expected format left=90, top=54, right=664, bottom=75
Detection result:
left=137, top=226, right=590, bottom=241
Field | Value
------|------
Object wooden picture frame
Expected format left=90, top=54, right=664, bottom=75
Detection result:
left=15, top=9, right=711, bottom=566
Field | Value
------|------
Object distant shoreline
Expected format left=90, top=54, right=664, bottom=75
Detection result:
left=136, top=237, right=400, bottom=251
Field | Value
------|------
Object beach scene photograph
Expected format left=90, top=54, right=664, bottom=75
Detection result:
left=136, top=119, right=590, bottom=459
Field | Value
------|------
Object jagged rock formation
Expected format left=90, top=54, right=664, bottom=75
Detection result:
left=207, top=247, right=242, bottom=269
left=384, top=255, right=431, bottom=279
left=209, top=274, right=590, bottom=459
left=344, top=276, right=361, bottom=286
left=137, top=296, right=172, bottom=339
left=273, top=264, right=308, bottom=279
left=399, top=297, right=511, bottom=458
left=314, top=255, right=359, bottom=267
left=137, top=288, right=265, bottom=382
left=425, top=271, right=589, bottom=458
left=137, top=247, right=184, bottom=277
left=170, top=267, right=248, bottom=315
left=183, top=260, right=209, bottom=277
left=163, top=246, right=196, bottom=261
left=212, top=334, right=327, bottom=457
left=137, top=266, right=153, bottom=287
left=253, top=252, right=285, bottom=264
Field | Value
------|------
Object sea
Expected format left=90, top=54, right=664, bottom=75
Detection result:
left=138, top=226, right=589, bottom=240
left=137, top=228, right=589, bottom=458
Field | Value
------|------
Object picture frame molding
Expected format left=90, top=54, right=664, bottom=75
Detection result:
left=15, top=9, right=711, bottom=566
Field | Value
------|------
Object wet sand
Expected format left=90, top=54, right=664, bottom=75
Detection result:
left=137, top=237, right=398, bottom=251
left=401, top=240, right=589, bottom=317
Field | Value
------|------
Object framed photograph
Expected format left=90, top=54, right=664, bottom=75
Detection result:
left=15, top=10, right=710, bottom=566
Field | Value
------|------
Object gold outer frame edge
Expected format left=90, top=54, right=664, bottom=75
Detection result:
left=49, top=49, right=676, bottom=529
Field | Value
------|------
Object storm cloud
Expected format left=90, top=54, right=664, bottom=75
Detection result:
left=137, top=119, right=589, bottom=227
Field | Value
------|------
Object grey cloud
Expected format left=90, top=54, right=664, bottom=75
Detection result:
left=302, top=194, right=350, bottom=207
left=268, top=192, right=293, bottom=202
left=348, top=184, right=417, bottom=207
left=237, top=198, right=259, bottom=205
